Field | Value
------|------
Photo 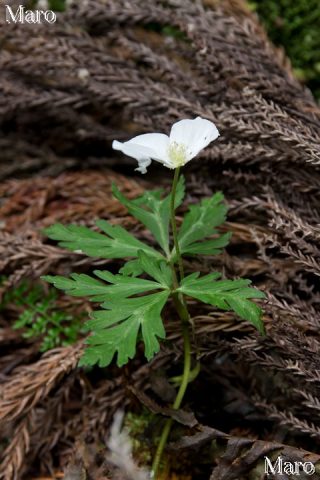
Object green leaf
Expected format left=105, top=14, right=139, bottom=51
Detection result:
left=177, top=192, right=228, bottom=253
left=43, top=221, right=163, bottom=261
left=137, top=251, right=173, bottom=288
left=119, top=259, right=144, bottom=277
left=178, top=273, right=265, bottom=333
left=112, top=176, right=185, bottom=256
left=79, top=291, right=170, bottom=367
left=181, top=232, right=231, bottom=256
left=42, top=271, right=165, bottom=302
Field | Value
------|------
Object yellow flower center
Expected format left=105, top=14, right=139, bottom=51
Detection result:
left=168, top=142, right=187, bottom=167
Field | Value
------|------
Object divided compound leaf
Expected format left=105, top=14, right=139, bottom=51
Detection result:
left=43, top=220, right=163, bottom=260
left=43, top=268, right=171, bottom=366
left=119, top=259, right=144, bottom=277
left=42, top=270, right=166, bottom=302
left=137, top=250, right=173, bottom=287
left=181, top=232, right=231, bottom=256
left=176, top=192, right=228, bottom=256
left=80, top=290, right=170, bottom=367
left=112, top=176, right=185, bottom=256
left=178, top=273, right=265, bottom=333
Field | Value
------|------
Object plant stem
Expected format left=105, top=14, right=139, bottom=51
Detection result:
left=172, top=320, right=191, bottom=409
left=150, top=168, right=192, bottom=479
left=150, top=319, right=191, bottom=478
left=170, top=167, right=184, bottom=281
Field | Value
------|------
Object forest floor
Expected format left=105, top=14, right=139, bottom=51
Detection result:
left=1, top=1, right=320, bottom=479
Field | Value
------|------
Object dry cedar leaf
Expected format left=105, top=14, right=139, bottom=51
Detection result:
left=172, top=425, right=320, bottom=479
left=129, top=386, right=197, bottom=427
left=1, top=0, right=320, bottom=477
left=170, top=425, right=226, bottom=451
left=149, top=370, right=177, bottom=403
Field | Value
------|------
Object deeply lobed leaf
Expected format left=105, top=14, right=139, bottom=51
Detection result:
left=80, top=291, right=170, bottom=367
left=178, top=273, right=265, bottom=333
left=138, top=251, right=173, bottom=287
left=44, top=221, right=163, bottom=260
left=43, top=267, right=168, bottom=302
left=177, top=192, right=228, bottom=256
left=181, top=232, right=231, bottom=256
left=43, top=252, right=173, bottom=367
left=112, top=176, right=185, bottom=256
left=119, top=258, right=144, bottom=277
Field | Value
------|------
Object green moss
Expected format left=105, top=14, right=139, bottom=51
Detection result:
left=1, top=279, right=84, bottom=351
left=249, top=0, right=320, bottom=99
left=124, top=410, right=156, bottom=464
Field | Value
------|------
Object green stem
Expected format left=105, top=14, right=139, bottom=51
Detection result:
left=150, top=168, right=192, bottom=479
left=172, top=321, right=191, bottom=409
left=170, top=167, right=184, bottom=282
left=150, top=313, right=191, bottom=479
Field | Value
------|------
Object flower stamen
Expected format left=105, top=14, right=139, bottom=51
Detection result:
left=168, top=142, right=187, bottom=167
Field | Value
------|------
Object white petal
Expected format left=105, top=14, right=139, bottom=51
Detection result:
left=112, top=133, right=172, bottom=173
left=112, top=139, right=152, bottom=159
left=127, top=133, right=170, bottom=161
left=169, top=117, right=219, bottom=161
left=135, top=158, right=152, bottom=174
left=113, top=140, right=152, bottom=174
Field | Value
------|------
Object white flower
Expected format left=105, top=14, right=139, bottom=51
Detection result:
left=107, top=411, right=149, bottom=480
left=112, top=117, right=219, bottom=174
